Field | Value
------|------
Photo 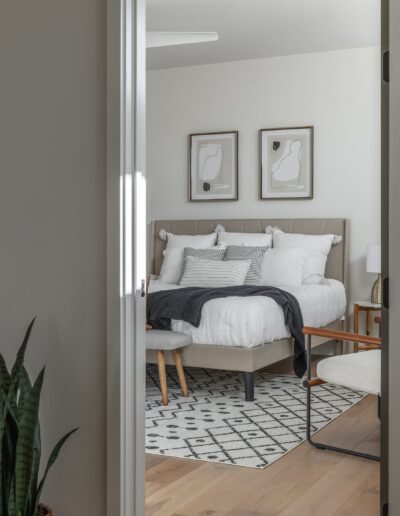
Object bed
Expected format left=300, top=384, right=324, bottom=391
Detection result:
left=146, top=218, right=348, bottom=400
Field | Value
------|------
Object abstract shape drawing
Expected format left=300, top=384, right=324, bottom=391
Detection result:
left=271, top=139, right=302, bottom=183
left=199, top=143, right=223, bottom=181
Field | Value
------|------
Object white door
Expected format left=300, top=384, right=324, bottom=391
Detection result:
left=106, top=0, right=146, bottom=514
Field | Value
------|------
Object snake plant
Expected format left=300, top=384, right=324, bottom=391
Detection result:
left=0, top=319, right=78, bottom=516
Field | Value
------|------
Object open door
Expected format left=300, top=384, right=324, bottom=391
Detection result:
left=383, top=0, right=400, bottom=514
left=107, top=0, right=146, bottom=514
left=381, top=0, right=389, bottom=514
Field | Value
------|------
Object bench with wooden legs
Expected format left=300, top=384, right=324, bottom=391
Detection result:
left=146, top=329, right=191, bottom=406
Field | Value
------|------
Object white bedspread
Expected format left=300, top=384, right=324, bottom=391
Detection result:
left=148, top=278, right=346, bottom=348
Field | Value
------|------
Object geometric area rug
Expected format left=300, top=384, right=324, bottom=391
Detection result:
left=146, top=365, right=366, bottom=469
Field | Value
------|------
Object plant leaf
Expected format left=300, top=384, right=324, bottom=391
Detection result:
left=0, top=354, right=11, bottom=394
left=35, top=428, right=78, bottom=508
left=15, top=367, right=44, bottom=516
left=3, top=412, right=18, bottom=501
left=7, top=475, right=16, bottom=516
left=10, top=318, right=35, bottom=384
left=17, top=367, right=32, bottom=421
left=1, top=318, right=36, bottom=430
left=27, top=423, right=41, bottom=516
left=0, top=388, right=18, bottom=428
left=0, top=380, right=19, bottom=516
left=0, top=318, right=36, bottom=512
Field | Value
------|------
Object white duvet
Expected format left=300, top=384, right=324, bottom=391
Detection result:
left=148, top=278, right=346, bottom=348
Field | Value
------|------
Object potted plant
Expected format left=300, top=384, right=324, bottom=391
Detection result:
left=0, top=319, right=78, bottom=515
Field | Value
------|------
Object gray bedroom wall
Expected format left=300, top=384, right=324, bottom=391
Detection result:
left=0, top=1, right=106, bottom=515
left=147, top=47, right=381, bottom=312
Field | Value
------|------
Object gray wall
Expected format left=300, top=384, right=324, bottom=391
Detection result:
left=0, top=0, right=106, bottom=514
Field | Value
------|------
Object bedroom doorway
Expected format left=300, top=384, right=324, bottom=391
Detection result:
left=106, top=0, right=398, bottom=514
left=144, top=1, right=383, bottom=514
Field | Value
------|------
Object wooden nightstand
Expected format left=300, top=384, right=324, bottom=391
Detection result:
left=354, top=301, right=381, bottom=352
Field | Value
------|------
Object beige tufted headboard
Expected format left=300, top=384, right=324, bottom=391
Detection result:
left=149, top=218, right=348, bottom=285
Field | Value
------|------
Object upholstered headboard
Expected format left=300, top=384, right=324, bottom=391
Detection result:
left=149, top=219, right=348, bottom=284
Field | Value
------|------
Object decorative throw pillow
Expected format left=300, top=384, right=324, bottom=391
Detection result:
left=178, top=247, right=226, bottom=283
left=159, top=245, right=224, bottom=285
left=224, top=245, right=269, bottom=285
left=217, top=231, right=272, bottom=248
left=215, top=224, right=272, bottom=247
left=179, top=257, right=251, bottom=288
left=159, top=229, right=217, bottom=250
left=183, top=246, right=226, bottom=261
left=269, top=227, right=342, bottom=284
left=259, top=248, right=311, bottom=287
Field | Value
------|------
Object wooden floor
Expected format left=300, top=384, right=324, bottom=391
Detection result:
left=145, top=357, right=380, bottom=516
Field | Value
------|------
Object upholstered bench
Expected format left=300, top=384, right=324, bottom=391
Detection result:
left=146, top=329, right=191, bottom=406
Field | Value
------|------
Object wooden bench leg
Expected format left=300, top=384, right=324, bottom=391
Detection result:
left=172, top=349, right=189, bottom=397
left=157, top=350, right=168, bottom=406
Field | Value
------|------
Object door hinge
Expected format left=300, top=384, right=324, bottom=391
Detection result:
left=383, top=277, right=389, bottom=309
left=140, top=279, right=146, bottom=297
left=383, top=51, right=390, bottom=83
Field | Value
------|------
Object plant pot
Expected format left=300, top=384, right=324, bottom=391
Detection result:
left=37, top=504, right=53, bottom=516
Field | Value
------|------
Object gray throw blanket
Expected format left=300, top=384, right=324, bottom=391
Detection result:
left=147, top=285, right=306, bottom=378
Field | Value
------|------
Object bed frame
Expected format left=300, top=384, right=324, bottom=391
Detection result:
left=146, top=218, right=349, bottom=401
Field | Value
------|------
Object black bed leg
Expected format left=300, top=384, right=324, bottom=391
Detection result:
left=244, top=372, right=255, bottom=402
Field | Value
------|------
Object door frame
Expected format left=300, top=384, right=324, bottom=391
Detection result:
left=105, top=0, right=400, bottom=514
left=387, top=0, right=400, bottom=514
left=381, top=0, right=389, bottom=514
left=106, top=0, right=146, bottom=514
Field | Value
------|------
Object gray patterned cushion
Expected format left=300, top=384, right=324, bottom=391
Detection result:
left=183, top=247, right=226, bottom=261
left=179, top=256, right=251, bottom=288
left=224, top=245, right=269, bottom=285
left=178, top=247, right=226, bottom=283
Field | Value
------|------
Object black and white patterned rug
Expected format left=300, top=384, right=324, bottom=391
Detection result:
left=146, top=365, right=365, bottom=469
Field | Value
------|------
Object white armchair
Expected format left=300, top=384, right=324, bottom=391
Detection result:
left=303, top=326, right=381, bottom=461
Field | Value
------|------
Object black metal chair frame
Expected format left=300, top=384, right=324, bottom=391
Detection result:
left=303, top=330, right=381, bottom=462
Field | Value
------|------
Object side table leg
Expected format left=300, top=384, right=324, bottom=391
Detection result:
left=366, top=309, right=371, bottom=336
left=354, top=304, right=359, bottom=352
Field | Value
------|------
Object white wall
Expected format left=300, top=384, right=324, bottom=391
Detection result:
left=147, top=47, right=381, bottom=309
left=0, top=0, right=106, bottom=514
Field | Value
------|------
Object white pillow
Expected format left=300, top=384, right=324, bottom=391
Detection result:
left=271, top=228, right=340, bottom=284
left=160, top=230, right=217, bottom=250
left=179, top=257, right=251, bottom=288
left=148, top=276, right=181, bottom=293
left=217, top=231, right=272, bottom=247
left=259, top=248, right=310, bottom=287
left=159, top=245, right=224, bottom=284
left=159, top=248, right=184, bottom=284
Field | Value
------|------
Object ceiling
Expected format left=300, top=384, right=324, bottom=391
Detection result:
left=147, top=0, right=380, bottom=70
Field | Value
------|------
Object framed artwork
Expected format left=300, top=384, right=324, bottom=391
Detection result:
left=189, top=131, right=238, bottom=201
left=260, top=126, right=314, bottom=200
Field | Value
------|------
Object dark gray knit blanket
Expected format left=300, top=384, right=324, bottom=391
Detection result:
left=147, top=285, right=306, bottom=378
